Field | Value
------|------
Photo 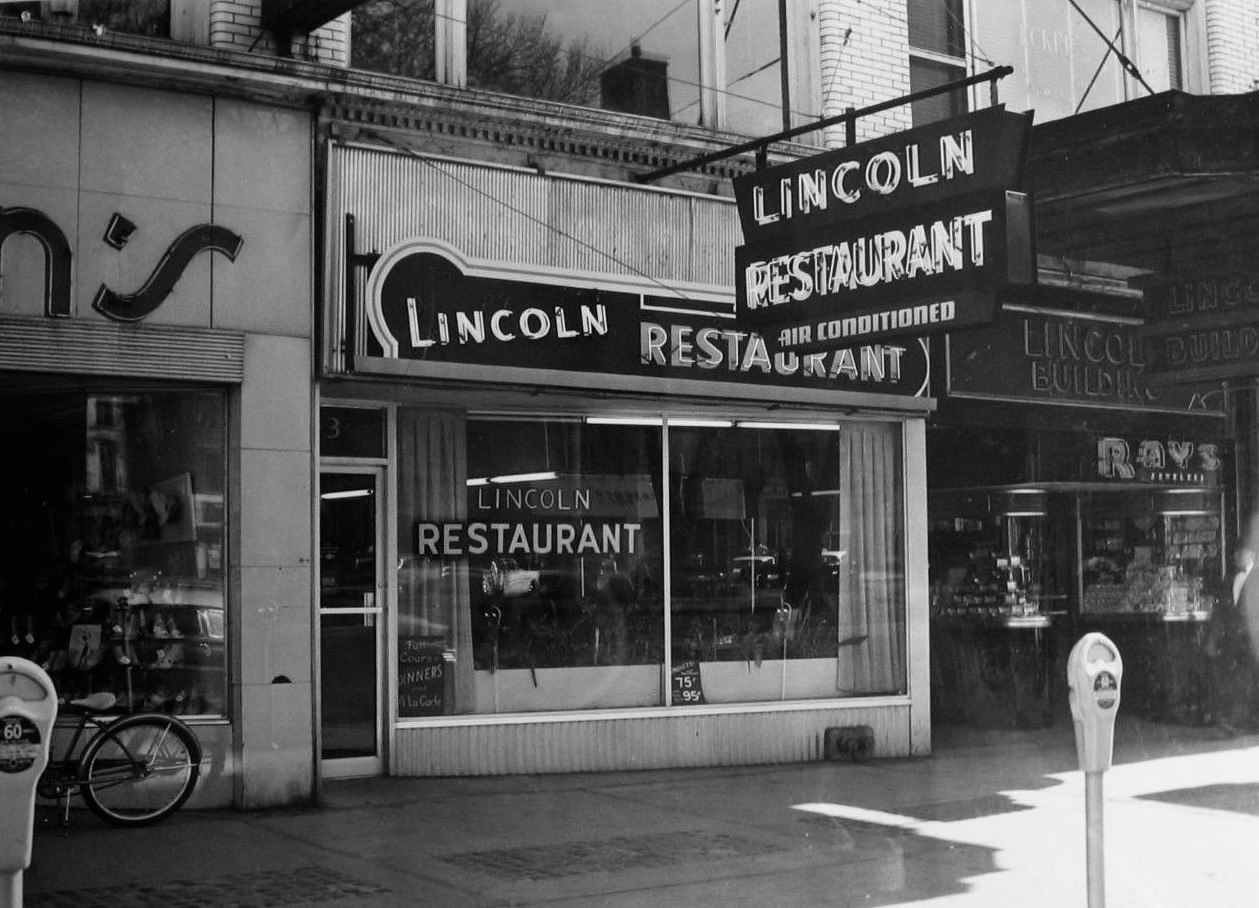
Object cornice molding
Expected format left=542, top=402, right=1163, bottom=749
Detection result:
left=0, top=19, right=818, bottom=190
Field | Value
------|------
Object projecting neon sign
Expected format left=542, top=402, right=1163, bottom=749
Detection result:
left=732, top=106, right=1034, bottom=352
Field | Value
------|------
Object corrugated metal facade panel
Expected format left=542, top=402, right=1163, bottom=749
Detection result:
left=326, top=144, right=738, bottom=374
left=332, top=143, right=736, bottom=281
left=0, top=316, right=245, bottom=383
left=394, top=706, right=909, bottom=776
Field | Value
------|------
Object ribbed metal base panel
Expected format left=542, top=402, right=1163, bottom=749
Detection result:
left=395, top=705, right=910, bottom=776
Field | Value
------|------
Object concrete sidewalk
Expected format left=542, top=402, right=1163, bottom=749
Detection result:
left=21, top=717, right=1259, bottom=907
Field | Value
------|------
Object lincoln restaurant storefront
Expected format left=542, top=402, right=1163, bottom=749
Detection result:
left=314, top=139, right=939, bottom=777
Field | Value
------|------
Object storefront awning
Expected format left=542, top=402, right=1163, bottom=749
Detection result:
left=1030, top=90, right=1259, bottom=277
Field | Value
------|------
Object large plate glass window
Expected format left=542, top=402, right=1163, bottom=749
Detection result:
left=396, top=410, right=908, bottom=717
left=669, top=422, right=907, bottom=702
left=0, top=376, right=227, bottom=717
left=398, top=413, right=665, bottom=715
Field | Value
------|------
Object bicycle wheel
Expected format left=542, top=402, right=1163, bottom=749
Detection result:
left=80, top=713, right=202, bottom=827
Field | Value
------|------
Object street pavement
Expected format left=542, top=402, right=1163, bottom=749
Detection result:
left=20, top=715, right=1259, bottom=907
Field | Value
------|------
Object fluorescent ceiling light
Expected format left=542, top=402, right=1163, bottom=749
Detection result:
left=321, top=488, right=373, bottom=500
left=586, top=416, right=664, bottom=426
left=736, top=421, right=840, bottom=431
left=490, top=471, right=558, bottom=484
left=668, top=418, right=734, bottom=428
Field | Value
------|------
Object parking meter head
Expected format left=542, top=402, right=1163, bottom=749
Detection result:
left=0, top=658, right=59, bottom=873
left=1067, top=633, right=1122, bottom=773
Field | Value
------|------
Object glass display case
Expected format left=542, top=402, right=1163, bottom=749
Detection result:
left=0, top=384, right=228, bottom=717
left=929, top=491, right=1059, bottom=728
left=1078, top=489, right=1223, bottom=725
left=929, top=482, right=1227, bottom=729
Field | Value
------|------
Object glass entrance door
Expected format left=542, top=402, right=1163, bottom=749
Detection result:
left=319, top=468, right=384, bottom=778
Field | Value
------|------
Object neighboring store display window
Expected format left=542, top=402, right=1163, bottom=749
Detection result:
left=396, top=410, right=907, bottom=717
left=0, top=376, right=227, bottom=716
left=1080, top=489, right=1220, bottom=617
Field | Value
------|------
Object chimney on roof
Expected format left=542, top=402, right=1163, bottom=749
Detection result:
left=601, top=44, right=671, bottom=121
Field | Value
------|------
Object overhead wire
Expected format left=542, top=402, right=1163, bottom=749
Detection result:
left=1075, top=26, right=1122, bottom=114
left=1065, top=0, right=1155, bottom=95
left=360, top=128, right=706, bottom=308
left=424, top=1, right=819, bottom=122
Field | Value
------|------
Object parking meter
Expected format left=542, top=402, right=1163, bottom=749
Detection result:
left=1067, top=633, right=1122, bottom=908
left=1068, top=633, right=1123, bottom=772
left=0, top=658, right=58, bottom=908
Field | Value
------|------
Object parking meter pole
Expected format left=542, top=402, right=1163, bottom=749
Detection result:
left=0, top=658, right=59, bottom=908
left=1067, top=633, right=1122, bottom=908
left=1, top=870, right=19, bottom=908
left=1085, top=771, right=1105, bottom=908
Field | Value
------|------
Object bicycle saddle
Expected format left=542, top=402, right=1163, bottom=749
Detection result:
left=68, top=691, right=118, bottom=711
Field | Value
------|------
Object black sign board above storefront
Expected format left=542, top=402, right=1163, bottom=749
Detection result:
left=735, top=189, right=1032, bottom=347
left=1135, top=270, right=1259, bottom=384
left=948, top=309, right=1226, bottom=415
left=732, top=108, right=1034, bottom=348
left=1136, top=270, right=1259, bottom=327
left=1142, top=318, right=1259, bottom=385
left=357, top=242, right=930, bottom=400
left=732, top=106, right=1033, bottom=242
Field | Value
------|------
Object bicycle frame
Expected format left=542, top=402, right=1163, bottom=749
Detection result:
left=38, top=708, right=176, bottom=830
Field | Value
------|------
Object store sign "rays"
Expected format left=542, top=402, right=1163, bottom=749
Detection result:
left=0, top=206, right=242, bottom=322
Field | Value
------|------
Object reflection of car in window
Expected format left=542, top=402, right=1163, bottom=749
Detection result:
left=731, top=554, right=778, bottom=587
left=482, top=558, right=540, bottom=597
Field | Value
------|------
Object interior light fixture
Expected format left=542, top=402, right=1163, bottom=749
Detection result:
left=585, top=416, right=664, bottom=426
left=667, top=418, right=734, bottom=428
left=320, top=488, right=373, bottom=500
left=736, top=421, right=841, bottom=431
left=489, top=471, right=558, bottom=484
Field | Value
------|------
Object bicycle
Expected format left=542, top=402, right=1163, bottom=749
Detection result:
left=37, top=691, right=202, bottom=829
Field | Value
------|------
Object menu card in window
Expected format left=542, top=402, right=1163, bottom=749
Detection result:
left=398, top=636, right=448, bottom=717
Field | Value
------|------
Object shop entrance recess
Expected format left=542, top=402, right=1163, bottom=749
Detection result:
left=318, top=467, right=385, bottom=778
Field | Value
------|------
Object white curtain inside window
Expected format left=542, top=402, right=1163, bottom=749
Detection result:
left=397, top=408, right=474, bottom=712
left=837, top=422, right=906, bottom=694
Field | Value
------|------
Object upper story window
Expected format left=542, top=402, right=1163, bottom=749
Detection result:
left=908, top=0, right=969, bottom=125
left=1, top=0, right=170, bottom=36
left=349, top=1, right=814, bottom=140
left=352, top=0, right=702, bottom=124
left=1135, top=2, right=1185, bottom=92
left=970, top=0, right=1191, bottom=125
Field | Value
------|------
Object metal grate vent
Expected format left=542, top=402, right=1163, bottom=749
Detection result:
left=441, top=829, right=791, bottom=881
left=0, top=316, right=245, bottom=384
left=28, top=866, right=389, bottom=908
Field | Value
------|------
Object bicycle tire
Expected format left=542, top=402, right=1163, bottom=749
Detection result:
left=80, top=713, right=202, bottom=827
